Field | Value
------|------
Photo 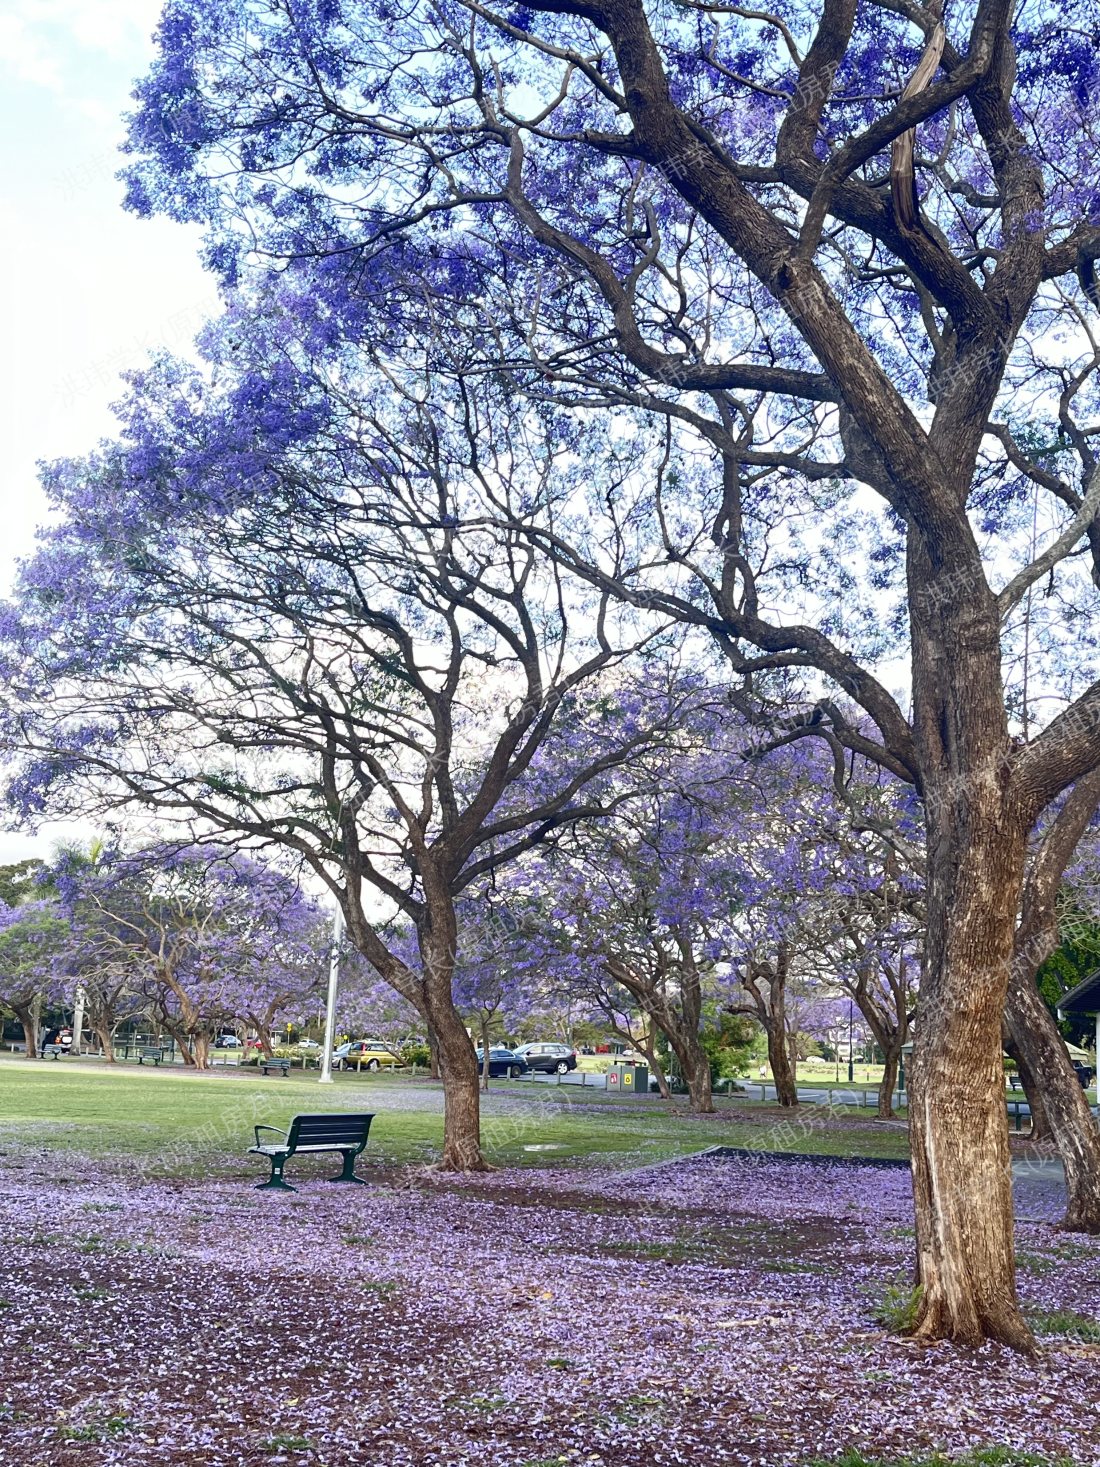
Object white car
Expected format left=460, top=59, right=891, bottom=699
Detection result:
left=296, top=1038, right=322, bottom=1051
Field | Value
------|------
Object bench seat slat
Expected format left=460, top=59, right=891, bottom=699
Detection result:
left=293, top=1126, right=370, bottom=1136
left=247, top=1138, right=363, bottom=1150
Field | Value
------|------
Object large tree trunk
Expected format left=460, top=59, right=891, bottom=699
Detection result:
left=415, top=914, right=489, bottom=1168
left=1004, top=763, right=1100, bottom=1232
left=11, top=1001, right=38, bottom=1059
left=1003, top=1028, right=1052, bottom=1143
left=431, top=1001, right=487, bottom=1169
left=93, top=1020, right=116, bottom=1063
left=768, top=1022, right=798, bottom=1108
left=904, top=526, right=1035, bottom=1350
left=164, top=1021, right=197, bottom=1067
left=1006, top=965, right=1100, bottom=1232
left=878, top=1050, right=899, bottom=1120
left=678, top=1041, right=713, bottom=1114
left=909, top=796, right=1032, bottom=1349
left=652, top=1006, right=713, bottom=1111
left=670, top=945, right=713, bottom=1113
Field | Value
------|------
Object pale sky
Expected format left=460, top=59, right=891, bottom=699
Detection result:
left=0, top=0, right=218, bottom=862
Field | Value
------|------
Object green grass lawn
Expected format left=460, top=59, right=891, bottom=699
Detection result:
left=0, top=1055, right=911, bottom=1175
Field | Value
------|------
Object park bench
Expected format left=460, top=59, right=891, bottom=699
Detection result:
left=138, top=1047, right=163, bottom=1065
left=260, top=1057, right=292, bottom=1077
left=42, top=1044, right=66, bottom=1060
left=248, top=1112, right=375, bottom=1191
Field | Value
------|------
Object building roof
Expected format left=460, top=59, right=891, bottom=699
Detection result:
left=1057, top=969, right=1100, bottom=1015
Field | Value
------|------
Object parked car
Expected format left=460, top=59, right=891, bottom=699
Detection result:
left=336, top=1039, right=405, bottom=1071
left=296, top=1037, right=322, bottom=1051
left=515, top=1042, right=577, bottom=1075
left=474, top=1047, right=529, bottom=1079
left=214, top=1033, right=242, bottom=1049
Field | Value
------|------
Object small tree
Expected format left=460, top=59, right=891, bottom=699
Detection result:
left=51, top=847, right=329, bottom=1071
left=0, top=901, right=68, bottom=1057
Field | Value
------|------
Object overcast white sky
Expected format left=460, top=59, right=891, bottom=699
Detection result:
left=0, top=0, right=218, bottom=862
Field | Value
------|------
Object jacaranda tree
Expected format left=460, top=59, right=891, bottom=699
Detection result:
left=0, top=900, right=68, bottom=1058
left=49, top=846, right=332, bottom=1069
left=0, top=312, right=695, bottom=1168
left=9, top=0, right=1100, bottom=1343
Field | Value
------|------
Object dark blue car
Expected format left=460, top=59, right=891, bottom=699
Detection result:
left=474, top=1047, right=529, bottom=1078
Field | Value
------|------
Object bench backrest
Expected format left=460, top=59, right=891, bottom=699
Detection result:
left=286, top=1112, right=375, bottom=1150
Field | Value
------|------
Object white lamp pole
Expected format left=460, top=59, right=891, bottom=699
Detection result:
left=318, top=900, right=344, bottom=1085
left=71, top=985, right=86, bottom=1057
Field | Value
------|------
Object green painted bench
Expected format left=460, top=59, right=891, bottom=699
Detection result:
left=42, top=1044, right=66, bottom=1060
left=259, top=1056, right=292, bottom=1077
left=248, top=1112, right=375, bottom=1192
left=138, top=1047, right=163, bottom=1065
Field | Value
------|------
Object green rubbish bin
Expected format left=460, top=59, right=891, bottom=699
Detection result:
left=606, top=1061, right=649, bottom=1096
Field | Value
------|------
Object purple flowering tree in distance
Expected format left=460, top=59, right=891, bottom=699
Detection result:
left=0, top=901, right=68, bottom=1058
left=48, top=846, right=330, bottom=1070
left=793, top=825, right=924, bottom=1119
left=0, top=327, right=691, bottom=1169
left=333, top=971, right=423, bottom=1058
left=449, top=902, right=543, bottom=1090
left=720, top=740, right=887, bottom=1106
left=27, top=0, right=1100, bottom=1341
left=523, top=754, right=762, bottom=1113
left=44, top=839, right=148, bottom=1063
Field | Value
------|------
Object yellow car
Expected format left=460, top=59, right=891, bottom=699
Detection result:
left=336, top=1039, right=405, bottom=1072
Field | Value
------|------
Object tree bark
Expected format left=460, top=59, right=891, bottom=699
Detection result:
left=659, top=1021, right=714, bottom=1112
left=908, top=803, right=1033, bottom=1350
left=430, top=1000, right=488, bottom=1169
left=681, top=1044, right=714, bottom=1114
left=631, top=1028, right=670, bottom=1098
left=601, top=944, right=714, bottom=1111
left=11, top=1001, right=38, bottom=1059
left=93, top=1020, right=116, bottom=1063
left=428, top=1025, right=441, bottom=1081
left=1003, top=1028, right=1052, bottom=1142
left=1003, top=764, right=1100, bottom=1231
left=647, top=1049, right=672, bottom=1100
left=878, top=1051, right=899, bottom=1120
left=192, top=1031, right=210, bottom=1071
left=1007, top=967, right=1100, bottom=1231
left=734, top=943, right=798, bottom=1107
left=768, top=1022, right=799, bottom=1108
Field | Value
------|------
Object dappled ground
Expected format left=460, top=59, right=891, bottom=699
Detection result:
left=1, top=1147, right=1099, bottom=1467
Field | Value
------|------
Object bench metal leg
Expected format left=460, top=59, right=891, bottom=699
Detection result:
left=257, top=1155, right=296, bottom=1192
left=327, top=1150, right=367, bottom=1185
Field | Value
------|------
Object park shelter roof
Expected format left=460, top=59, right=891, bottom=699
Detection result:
left=1057, top=969, right=1100, bottom=1015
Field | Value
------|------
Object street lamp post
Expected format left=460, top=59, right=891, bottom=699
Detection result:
left=318, top=901, right=344, bottom=1086
left=847, top=1002, right=855, bottom=1085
